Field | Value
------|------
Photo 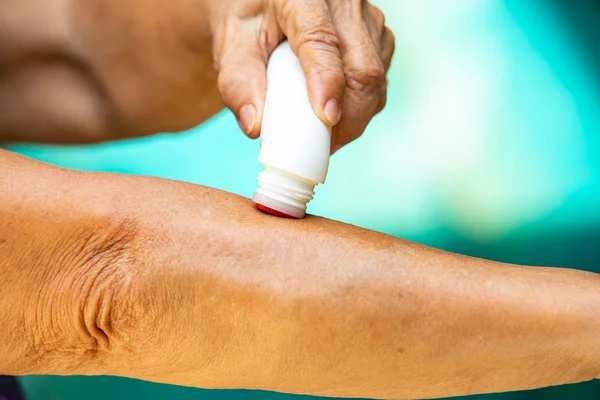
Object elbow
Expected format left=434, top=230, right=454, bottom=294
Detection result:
left=0, top=55, right=118, bottom=144
left=22, top=209, right=141, bottom=376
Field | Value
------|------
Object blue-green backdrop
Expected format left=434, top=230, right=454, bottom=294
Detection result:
left=7, top=0, right=600, bottom=398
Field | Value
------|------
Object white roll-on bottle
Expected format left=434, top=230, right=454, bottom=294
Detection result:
left=253, top=41, right=332, bottom=219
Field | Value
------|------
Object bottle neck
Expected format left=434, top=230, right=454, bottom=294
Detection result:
left=255, top=164, right=318, bottom=214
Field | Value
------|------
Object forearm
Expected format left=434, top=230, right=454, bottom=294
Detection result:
left=118, top=174, right=600, bottom=397
left=0, top=0, right=221, bottom=144
left=1, top=150, right=598, bottom=399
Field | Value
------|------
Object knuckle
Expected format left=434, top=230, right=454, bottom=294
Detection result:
left=369, top=4, right=386, bottom=28
left=297, top=25, right=340, bottom=53
left=345, top=63, right=386, bottom=93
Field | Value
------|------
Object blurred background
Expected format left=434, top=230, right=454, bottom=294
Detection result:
left=6, top=0, right=600, bottom=398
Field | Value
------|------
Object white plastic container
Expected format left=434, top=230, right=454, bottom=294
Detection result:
left=253, top=41, right=332, bottom=219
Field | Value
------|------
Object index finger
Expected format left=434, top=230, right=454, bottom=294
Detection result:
left=274, top=0, right=345, bottom=127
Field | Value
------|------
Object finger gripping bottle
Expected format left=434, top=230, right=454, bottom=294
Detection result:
left=253, top=41, right=332, bottom=219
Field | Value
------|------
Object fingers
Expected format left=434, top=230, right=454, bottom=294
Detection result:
left=274, top=0, right=346, bottom=127
left=381, top=26, right=395, bottom=71
left=328, top=0, right=389, bottom=150
left=366, top=5, right=395, bottom=70
left=364, top=1, right=386, bottom=50
left=214, top=18, right=276, bottom=138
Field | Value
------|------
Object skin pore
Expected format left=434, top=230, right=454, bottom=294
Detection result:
left=0, top=0, right=598, bottom=398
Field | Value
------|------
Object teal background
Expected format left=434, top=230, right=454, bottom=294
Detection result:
left=6, top=0, right=599, bottom=398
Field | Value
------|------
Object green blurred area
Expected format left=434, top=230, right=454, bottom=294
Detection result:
left=8, top=0, right=600, bottom=399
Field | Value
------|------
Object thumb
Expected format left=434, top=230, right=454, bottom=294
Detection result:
left=275, top=0, right=345, bottom=127
left=214, top=20, right=273, bottom=139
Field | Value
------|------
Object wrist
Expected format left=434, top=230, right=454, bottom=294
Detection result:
left=581, top=271, right=600, bottom=379
left=550, top=268, right=600, bottom=381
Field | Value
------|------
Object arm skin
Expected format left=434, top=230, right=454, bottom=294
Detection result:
left=0, top=0, right=221, bottom=143
left=0, top=0, right=598, bottom=398
left=1, top=148, right=599, bottom=399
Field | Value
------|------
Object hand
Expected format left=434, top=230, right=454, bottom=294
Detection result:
left=210, top=0, right=395, bottom=152
left=3, top=0, right=392, bottom=147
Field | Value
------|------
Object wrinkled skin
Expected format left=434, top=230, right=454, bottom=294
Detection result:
left=2, top=1, right=598, bottom=399
left=1, top=0, right=393, bottom=151
left=1, top=149, right=599, bottom=398
left=210, top=0, right=394, bottom=152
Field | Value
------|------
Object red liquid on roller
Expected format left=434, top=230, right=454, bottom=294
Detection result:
left=255, top=202, right=299, bottom=219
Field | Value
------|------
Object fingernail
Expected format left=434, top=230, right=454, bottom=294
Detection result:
left=239, top=104, right=256, bottom=135
left=323, top=98, right=341, bottom=125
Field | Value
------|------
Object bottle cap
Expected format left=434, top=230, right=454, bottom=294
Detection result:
left=253, top=165, right=318, bottom=219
